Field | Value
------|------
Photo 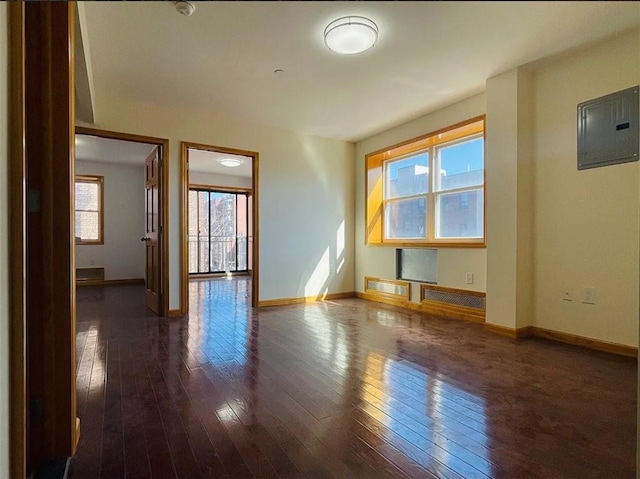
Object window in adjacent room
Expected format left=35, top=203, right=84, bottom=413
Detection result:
left=188, top=188, right=250, bottom=275
left=366, top=116, right=485, bottom=246
left=75, top=175, right=104, bottom=244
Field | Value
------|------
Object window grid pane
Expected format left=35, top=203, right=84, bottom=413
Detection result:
left=435, top=188, right=484, bottom=239
left=384, top=152, right=429, bottom=200
left=384, top=196, right=428, bottom=240
left=75, top=211, right=100, bottom=241
left=435, top=137, right=484, bottom=192
left=75, top=181, right=100, bottom=211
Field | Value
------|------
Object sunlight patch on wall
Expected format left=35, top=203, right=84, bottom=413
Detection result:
left=336, top=220, right=346, bottom=274
left=304, top=246, right=331, bottom=298
left=336, top=220, right=345, bottom=257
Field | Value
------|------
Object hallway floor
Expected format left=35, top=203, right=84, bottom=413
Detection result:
left=70, top=278, right=636, bottom=478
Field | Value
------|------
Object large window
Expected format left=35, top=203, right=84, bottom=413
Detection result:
left=188, top=188, right=249, bottom=274
left=366, top=116, right=485, bottom=246
left=75, top=175, right=104, bottom=245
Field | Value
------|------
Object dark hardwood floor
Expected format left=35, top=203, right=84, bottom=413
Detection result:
left=70, top=278, right=636, bottom=478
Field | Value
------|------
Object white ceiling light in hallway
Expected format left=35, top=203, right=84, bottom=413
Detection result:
left=218, top=157, right=244, bottom=168
left=324, top=16, right=378, bottom=55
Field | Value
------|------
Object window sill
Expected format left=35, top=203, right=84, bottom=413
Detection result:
left=367, top=240, right=486, bottom=249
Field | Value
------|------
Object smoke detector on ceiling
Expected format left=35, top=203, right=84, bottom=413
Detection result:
left=174, top=1, right=196, bottom=17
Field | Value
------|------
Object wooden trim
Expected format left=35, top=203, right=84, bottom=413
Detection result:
left=253, top=152, right=259, bottom=309
left=181, top=141, right=257, bottom=158
left=74, top=174, right=104, bottom=245
left=167, top=309, right=183, bottom=318
left=189, top=183, right=252, bottom=194
left=75, top=267, right=105, bottom=282
left=181, top=141, right=260, bottom=315
left=420, top=284, right=486, bottom=323
left=364, top=276, right=411, bottom=301
left=161, top=141, right=169, bottom=317
left=531, top=327, right=637, bottom=358
left=75, top=127, right=170, bottom=317
left=8, top=3, right=26, bottom=477
left=420, top=283, right=486, bottom=298
left=76, top=278, right=145, bottom=287
left=483, top=324, right=636, bottom=357
left=19, top=2, right=78, bottom=465
left=421, top=302, right=485, bottom=323
left=367, top=115, right=486, bottom=160
left=516, top=326, right=535, bottom=339
left=180, top=143, right=188, bottom=314
left=355, top=291, right=423, bottom=312
left=54, top=2, right=78, bottom=457
left=76, top=126, right=166, bottom=146
left=258, top=291, right=355, bottom=307
left=374, top=241, right=487, bottom=249
left=483, top=323, right=534, bottom=339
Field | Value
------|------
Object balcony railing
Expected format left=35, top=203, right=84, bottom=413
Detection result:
left=188, top=235, right=248, bottom=274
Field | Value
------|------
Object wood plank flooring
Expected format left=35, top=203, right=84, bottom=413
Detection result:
left=70, top=278, right=636, bottom=478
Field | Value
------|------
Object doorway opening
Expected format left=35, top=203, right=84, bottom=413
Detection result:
left=181, top=142, right=259, bottom=312
left=77, top=127, right=170, bottom=316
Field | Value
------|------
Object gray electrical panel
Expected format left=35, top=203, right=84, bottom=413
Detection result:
left=577, top=86, right=638, bottom=170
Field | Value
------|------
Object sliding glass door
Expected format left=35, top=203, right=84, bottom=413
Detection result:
left=188, top=188, right=249, bottom=274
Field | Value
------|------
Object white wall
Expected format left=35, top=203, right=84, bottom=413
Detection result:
left=81, top=96, right=355, bottom=306
left=355, top=94, right=487, bottom=300
left=531, top=29, right=640, bottom=346
left=485, top=69, right=535, bottom=330
left=0, top=3, right=10, bottom=475
left=189, top=171, right=251, bottom=189
left=75, top=160, right=146, bottom=280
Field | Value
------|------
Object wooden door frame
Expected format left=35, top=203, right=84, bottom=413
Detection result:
left=9, top=2, right=78, bottom=475
left=8, top=3, right=26, bottom=477
left=180, top=142, right=260, bottom=313
left=76, top=126, right=170, bottom=317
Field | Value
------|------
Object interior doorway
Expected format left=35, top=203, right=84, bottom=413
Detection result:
left=180, top=142, right=259, bottom=312
left=77, top=127, right=170, bottom=316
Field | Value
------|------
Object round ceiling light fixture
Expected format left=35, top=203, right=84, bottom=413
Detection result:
left=175, top=1, right=196, bottom=17
left=324, top=16, right=378, bottom=55
left=218, top=158, right=244, bottom=168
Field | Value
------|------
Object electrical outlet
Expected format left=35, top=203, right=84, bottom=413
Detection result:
left=90, top=258, right=95, bottom=266
left=465, top=272, right=474, bottom=284
left=562, top=287, right=573, bottom=301
left=581, top=287, right=596, bottom=305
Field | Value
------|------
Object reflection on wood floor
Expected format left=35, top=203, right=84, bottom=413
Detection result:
left=71, top=277, right=636, bottom=478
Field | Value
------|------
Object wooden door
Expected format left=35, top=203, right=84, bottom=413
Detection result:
left=144, top=148, right=161, bottom=313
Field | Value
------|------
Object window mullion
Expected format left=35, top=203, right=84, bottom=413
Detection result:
left=435, top=184, right=483, bottom=196
left=428, top=146, right=435, bottom=242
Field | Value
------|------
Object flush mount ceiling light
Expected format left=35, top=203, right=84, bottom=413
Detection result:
left=174, top=1, right=196, bottom=16
left=324, top=16, right=378, bottom=55
left=218, top=158, right=244, bottom=168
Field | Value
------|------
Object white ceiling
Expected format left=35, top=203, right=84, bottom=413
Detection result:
left=76, top=134, right=156, bottom=166
left=75, top=134, right=252, bottom=177
left=81, top=1, right=640, bottom=142
left=188, top=148, right=252, bottom=177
